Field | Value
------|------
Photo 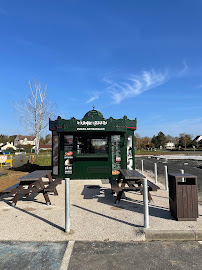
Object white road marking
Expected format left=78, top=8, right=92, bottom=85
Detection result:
left=198, top=241, right=202, bottom=245
left=60, top=240, right=75, bottom=270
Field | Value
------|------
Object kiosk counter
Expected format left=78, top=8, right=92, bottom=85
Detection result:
left=49, top=109, right=137, bottom=179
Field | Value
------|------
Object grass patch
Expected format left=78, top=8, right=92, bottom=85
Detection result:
left=34, top=155, right=51, bottom=166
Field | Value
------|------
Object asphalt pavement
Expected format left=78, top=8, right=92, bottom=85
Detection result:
left=135, top=156, right=202, bottom=203
left=1, top=241, right=202, bottom=270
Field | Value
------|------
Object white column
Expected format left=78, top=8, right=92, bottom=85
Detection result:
left=143, top=178, right=149, bottom=228
left=154, top=163, right=158, bottom=184
left=65, top=178, right=70, bottom=233
left=180, top=169, right=185, bottom=182
left=164, top=165, right=168, bottom=191
left=141, top=160, right=144, bottom=174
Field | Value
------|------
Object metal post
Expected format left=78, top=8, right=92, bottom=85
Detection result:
left=141, top=160, right=144, bottom=174
left=164, top=165, right=168, bottom=191
left=180, top=169, right=185, bottom=182
left=143, top=178, right=149, bottom=228
left=65, top=178, right=70, bottom=233
left=154, top=163, right=158, bottom=184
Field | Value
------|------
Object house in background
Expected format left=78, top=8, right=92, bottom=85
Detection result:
left=14, top=135, right=36, bottom=147
left=0, top=142, right=17, bottom=151
left=194, top=135, right=202, bottom=143
left=193, top=135, right=202, bottom=147
left=165, top=141, right=175, bottom=150
left=39, top=144, right=52, bottom=151
left=31, top=144, right=52, bottom=152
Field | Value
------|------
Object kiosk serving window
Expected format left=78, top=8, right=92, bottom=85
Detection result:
left=77, top=136, right=108, bottom=154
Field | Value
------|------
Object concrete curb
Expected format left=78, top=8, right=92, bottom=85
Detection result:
left=145, top=230, right=202, bottom=241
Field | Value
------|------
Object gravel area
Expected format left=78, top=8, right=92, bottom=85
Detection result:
left=0, top=179, right=145, bottom=242
left=135, top=156, right=202, bottom=204
left=0, top=176, right=202, bottom=242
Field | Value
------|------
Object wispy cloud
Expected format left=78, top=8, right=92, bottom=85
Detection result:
left=86, top=92, right=100, bottom=103
left=104, top=69, right=168, bottom=104
left=178, top=60, right=188, bottom=76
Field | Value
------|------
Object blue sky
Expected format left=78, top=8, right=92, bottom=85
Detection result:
left=0, top=0, right=202, bottom=138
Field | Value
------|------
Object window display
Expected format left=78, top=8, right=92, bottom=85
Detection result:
left=77, top=137, right=108, bottom=154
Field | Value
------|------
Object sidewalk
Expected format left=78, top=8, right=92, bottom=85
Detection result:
left=0, top=175, right=202, bottom=242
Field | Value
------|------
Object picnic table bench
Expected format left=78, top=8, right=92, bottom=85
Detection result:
left=0, top=170, right=62, bottom=206
left=109, top=169, right=160, bottom=204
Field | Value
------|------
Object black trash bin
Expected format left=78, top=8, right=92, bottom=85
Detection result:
left=168, top=173, right=198, bottom=221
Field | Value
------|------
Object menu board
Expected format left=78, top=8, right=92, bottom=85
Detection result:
left=64, top=135, right=73, bottom=175
left=111, top=135, right=121, bottom=175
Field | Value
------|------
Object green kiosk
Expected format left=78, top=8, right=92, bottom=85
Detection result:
left=49, top=109, right=137, bottom=179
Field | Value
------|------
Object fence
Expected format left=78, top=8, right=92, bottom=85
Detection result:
left=0, top=152, right=28, bottom=168
left=135, top=157, right=191, bottom=191
left=0, top=155, right=13, bottom=168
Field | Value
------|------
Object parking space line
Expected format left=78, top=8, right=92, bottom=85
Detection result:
left=60, top=241, right=75, bottom=270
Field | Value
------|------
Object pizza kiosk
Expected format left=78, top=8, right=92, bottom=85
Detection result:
left=49, top=109, right=137, bottom=179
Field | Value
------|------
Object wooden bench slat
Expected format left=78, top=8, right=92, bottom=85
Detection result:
left=44, top=179, right=62, bottom=191
left=18, top=170, right=52, bottom=182
left=147, top=180, right=160, bottom=191
left=1, top=183, right=20, bottom=193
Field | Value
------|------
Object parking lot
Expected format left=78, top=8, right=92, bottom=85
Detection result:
left=135, top=156, right=202, bottom=204
left=1, top=241, right=202, bottom=270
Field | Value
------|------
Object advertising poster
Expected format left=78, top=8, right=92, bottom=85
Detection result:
left=127, top=135, right=133, bottom=170
left=53, top=135, right=59, bottom=175
left=64, top=156, right=73, bottom=174
left=111, top=135, right=121, bottom=175
left=64, top=135, right=73, bottom=151
left=64, top=135, right=73, bottom=174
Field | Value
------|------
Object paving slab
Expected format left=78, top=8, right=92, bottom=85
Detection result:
left=68, top=241, right=202, bottom=270
left=0, top=241, right=67, bottom=270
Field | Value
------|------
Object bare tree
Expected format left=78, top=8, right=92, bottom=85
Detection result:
left=179, top=133, right=193, bottom=149
left=14, top=79, right=54, bottom=155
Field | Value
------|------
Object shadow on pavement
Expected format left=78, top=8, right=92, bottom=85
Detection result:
left=81, top=185, right=174, bottom=221
left=72, top=204, right=143, bottom=228
left=2, top=198, right=64, bottom=232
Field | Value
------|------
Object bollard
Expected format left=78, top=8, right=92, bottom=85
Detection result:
left=143, top=178, right=149, bottom=228
left=164, top=165, right=168, bottom=191
left=154, top=163, right=158, bottom=184
left=141, top=160, right=144, bottom=174
left=65, top=178, right=70, bottom=233
left=180, top=169, right=185, bottom=182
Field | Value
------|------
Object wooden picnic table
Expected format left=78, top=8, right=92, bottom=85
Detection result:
left=110, top=169, right=160, bottom=204
left=0, top=170, right=62, bottom=206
